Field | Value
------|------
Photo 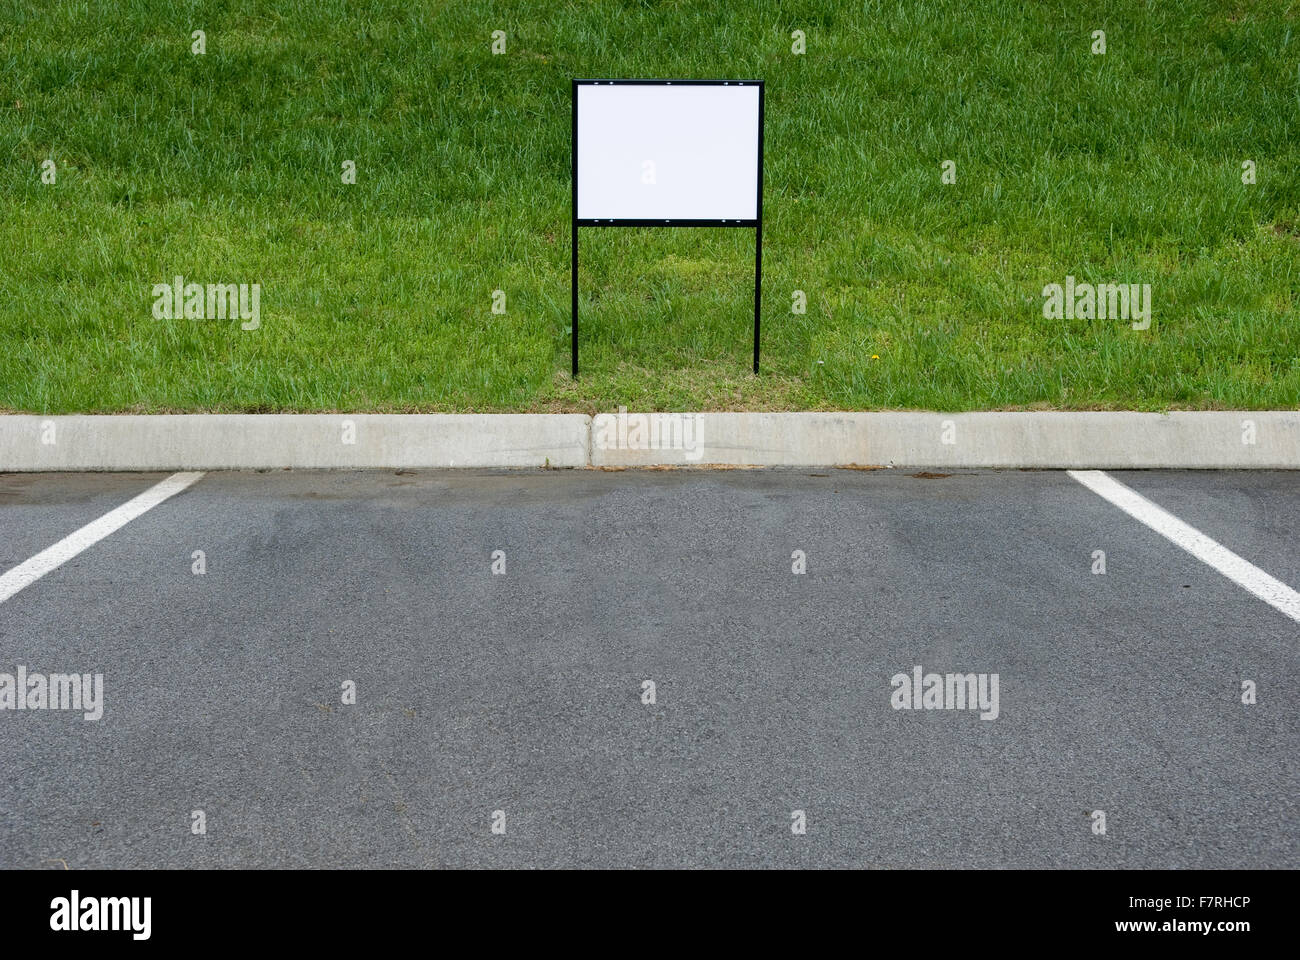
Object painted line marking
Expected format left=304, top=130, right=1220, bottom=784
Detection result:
left=0, top=471, right=204, bottom=605
left=1069, top=469, right=1300, bottom=624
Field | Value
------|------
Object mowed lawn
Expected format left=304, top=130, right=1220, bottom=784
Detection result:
left=1, top=0, right=1297, bottom=413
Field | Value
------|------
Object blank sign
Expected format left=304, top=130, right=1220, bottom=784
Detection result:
left=576, top=82, right=761, bottom=223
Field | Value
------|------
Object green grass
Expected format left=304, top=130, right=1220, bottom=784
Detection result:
left=1, top=0, right=1297, bottom=413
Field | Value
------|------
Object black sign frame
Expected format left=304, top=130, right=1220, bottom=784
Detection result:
left=571, top=78, right=766, bottom=376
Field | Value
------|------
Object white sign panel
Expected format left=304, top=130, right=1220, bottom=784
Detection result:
left=577, top=82, right=761, bottom=222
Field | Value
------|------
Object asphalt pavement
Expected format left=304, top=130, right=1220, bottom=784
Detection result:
left=0, top=468, right=1295, bottom=868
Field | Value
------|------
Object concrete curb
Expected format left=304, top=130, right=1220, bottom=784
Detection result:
left=0, top=411, right=1296, bottom=471
left=0, top=414, right=590, bottom=470
left=590, top=411, right=1300, bottom=469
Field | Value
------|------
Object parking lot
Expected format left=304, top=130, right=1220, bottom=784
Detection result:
left=1, top=468, right=1296, bottom=868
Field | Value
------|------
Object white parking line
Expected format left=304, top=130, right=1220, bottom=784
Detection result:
left=1069, top=469, right=1300, bottom=624
left=0, top=471, right=204, bottom=605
